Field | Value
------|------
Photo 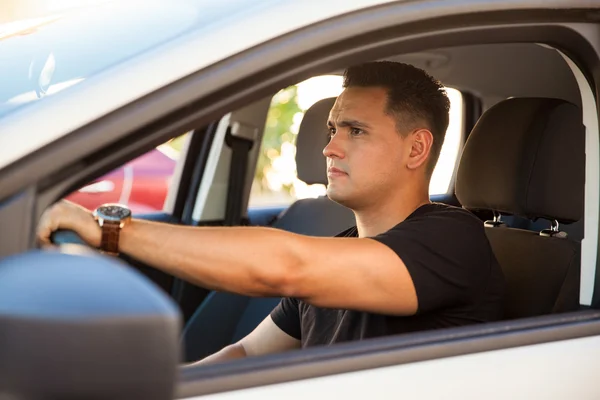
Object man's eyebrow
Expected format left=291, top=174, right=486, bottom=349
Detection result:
left=327, top=119, right=372, bottom=129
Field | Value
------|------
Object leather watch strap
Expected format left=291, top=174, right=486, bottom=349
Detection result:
left=100, top=221, right=121, bottom=255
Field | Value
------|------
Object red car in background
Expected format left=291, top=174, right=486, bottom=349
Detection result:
left=66, top=146, right=177, bottom=214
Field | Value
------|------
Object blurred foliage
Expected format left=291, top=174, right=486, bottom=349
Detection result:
left=167, top=134, right=187, bottom=152
left=254, top=85, right=302, bottom=193
left=164, top=86, right=302, bottom=195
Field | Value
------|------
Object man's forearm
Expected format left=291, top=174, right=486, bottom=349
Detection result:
left=190, top=343, right=247, bottom=366
left=119, top=219, right=304, bottom=297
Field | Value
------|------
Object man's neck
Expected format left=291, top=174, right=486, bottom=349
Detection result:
left=354, top=188, right=430, bottom=238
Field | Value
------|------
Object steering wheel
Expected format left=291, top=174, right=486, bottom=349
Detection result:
left=49, top=228, right=150, bottom=273
left=50, top=229, right=88, bottom=246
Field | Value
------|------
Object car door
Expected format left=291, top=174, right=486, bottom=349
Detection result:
left=169, top=2, right=600, bottom=399
left=0, top=1, right=599, bottom=399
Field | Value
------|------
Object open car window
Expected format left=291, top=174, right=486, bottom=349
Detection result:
left=248, top=75, right=464, bottom=208
left=65, top=133, right=188, bottom=214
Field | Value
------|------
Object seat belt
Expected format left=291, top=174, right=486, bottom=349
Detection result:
left=224, top=121, right=258, bottom=226
left=171, top=121, right=258, bottom=324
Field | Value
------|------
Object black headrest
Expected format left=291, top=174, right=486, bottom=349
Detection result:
left=296, top=97, right=336, bottom=185
left=456, top=98, right=585, bottom=224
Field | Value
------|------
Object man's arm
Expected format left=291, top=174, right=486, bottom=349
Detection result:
left=37, top=201, right=418, bottom=315
left=188, top=316, right=301, bottom=366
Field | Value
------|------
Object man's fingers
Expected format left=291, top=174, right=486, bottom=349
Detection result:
left=37, top=224, right=52, bottom=246
left=36, top=206, right=59, bottom=246
left=36, top=201, right=99, bottom=248
left=36, top=213, right=49, bottom=244
left=40, top=243, right=57, bottom=251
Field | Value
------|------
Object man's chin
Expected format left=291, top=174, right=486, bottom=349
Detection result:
left=326, top=188, right=350, bottom=206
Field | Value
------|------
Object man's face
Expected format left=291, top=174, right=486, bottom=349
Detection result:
left=324, top=86, right=411, bottom=209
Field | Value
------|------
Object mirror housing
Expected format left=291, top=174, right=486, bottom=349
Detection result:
left=0, top=250, right=181, bottom=400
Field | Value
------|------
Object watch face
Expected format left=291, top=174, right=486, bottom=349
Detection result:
left=95, top=204, right=132, bottom=222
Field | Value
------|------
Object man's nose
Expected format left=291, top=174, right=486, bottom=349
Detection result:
left=323, top=134, right=345, bottom=159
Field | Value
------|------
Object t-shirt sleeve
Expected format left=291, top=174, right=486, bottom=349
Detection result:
left=371, top=210, right=491, bottom=314
left=270, top=297, right=302, bottom=340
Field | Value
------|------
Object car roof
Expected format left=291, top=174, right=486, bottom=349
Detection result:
left=0, top=0, right=396, bottom=171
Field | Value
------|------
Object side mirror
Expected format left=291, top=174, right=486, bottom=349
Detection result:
left=0, top=250, right=181, bottom=400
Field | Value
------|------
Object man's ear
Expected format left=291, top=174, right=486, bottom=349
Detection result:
left=406, top=128, right=434, bottom=170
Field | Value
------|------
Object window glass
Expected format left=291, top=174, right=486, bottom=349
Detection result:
left=65, top=133, right=187, bottom=213
left=0, top=0, right=271, bottom=118
left=248, top=76, right=464, bottom=207
left=430, top=87, right=464, bottom=195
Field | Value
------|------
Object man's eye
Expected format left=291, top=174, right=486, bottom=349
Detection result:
left=328, top=127, right=336, bottom=138
left=350, top=128, right=364, bottom=136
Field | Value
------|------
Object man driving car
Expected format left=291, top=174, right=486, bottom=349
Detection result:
left=37, top=61, right=506, bottom=364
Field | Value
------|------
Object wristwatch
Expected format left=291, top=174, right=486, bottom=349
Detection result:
left=92, top=203, right=132, bottom=256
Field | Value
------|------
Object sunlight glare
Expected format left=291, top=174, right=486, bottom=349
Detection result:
left=296, top=75, right=344, bottom=111
left=44, top=0, right=116, bottom=12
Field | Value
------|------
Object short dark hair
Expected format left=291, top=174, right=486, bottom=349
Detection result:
left=343, top=61, right=450, bottom=174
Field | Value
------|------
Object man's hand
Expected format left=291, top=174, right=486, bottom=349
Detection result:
left=37, top=200, right=101, bottom=247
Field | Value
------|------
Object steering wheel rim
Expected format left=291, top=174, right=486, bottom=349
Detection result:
left=50, top=229, right=88, bottom=246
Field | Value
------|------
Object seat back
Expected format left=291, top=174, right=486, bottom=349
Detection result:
left=485, top=228, right=580, bottom=318
left=181, top=292, right=250, bottom=361
left=456, top=98, right=585, bottom=319
left=183, top=97, right=355, bottom=361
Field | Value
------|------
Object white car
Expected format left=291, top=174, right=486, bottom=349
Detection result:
left=1, top=0, right=599, bottom=399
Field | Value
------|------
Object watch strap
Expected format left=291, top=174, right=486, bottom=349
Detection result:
left=100, top=221, right=121, bottom=255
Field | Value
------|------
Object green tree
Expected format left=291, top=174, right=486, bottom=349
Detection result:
left=255, top=85, right=303, bottom=194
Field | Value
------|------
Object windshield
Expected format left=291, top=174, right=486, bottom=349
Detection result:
left=0, top=0, right=266, bottom=119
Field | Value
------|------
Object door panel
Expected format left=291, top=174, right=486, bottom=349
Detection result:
left=191, top=335, right=600, bottom=399
left=177, top=310, right=600, bottom=399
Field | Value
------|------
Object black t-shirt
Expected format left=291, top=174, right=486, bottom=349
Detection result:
left=270, top=203, right=506, bottom=348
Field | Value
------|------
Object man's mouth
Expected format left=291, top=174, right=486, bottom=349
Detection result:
left=327, top=167, right=348, bottom=177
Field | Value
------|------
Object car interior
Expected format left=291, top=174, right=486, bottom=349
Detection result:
left=60, top=41, right=587, bottom=364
